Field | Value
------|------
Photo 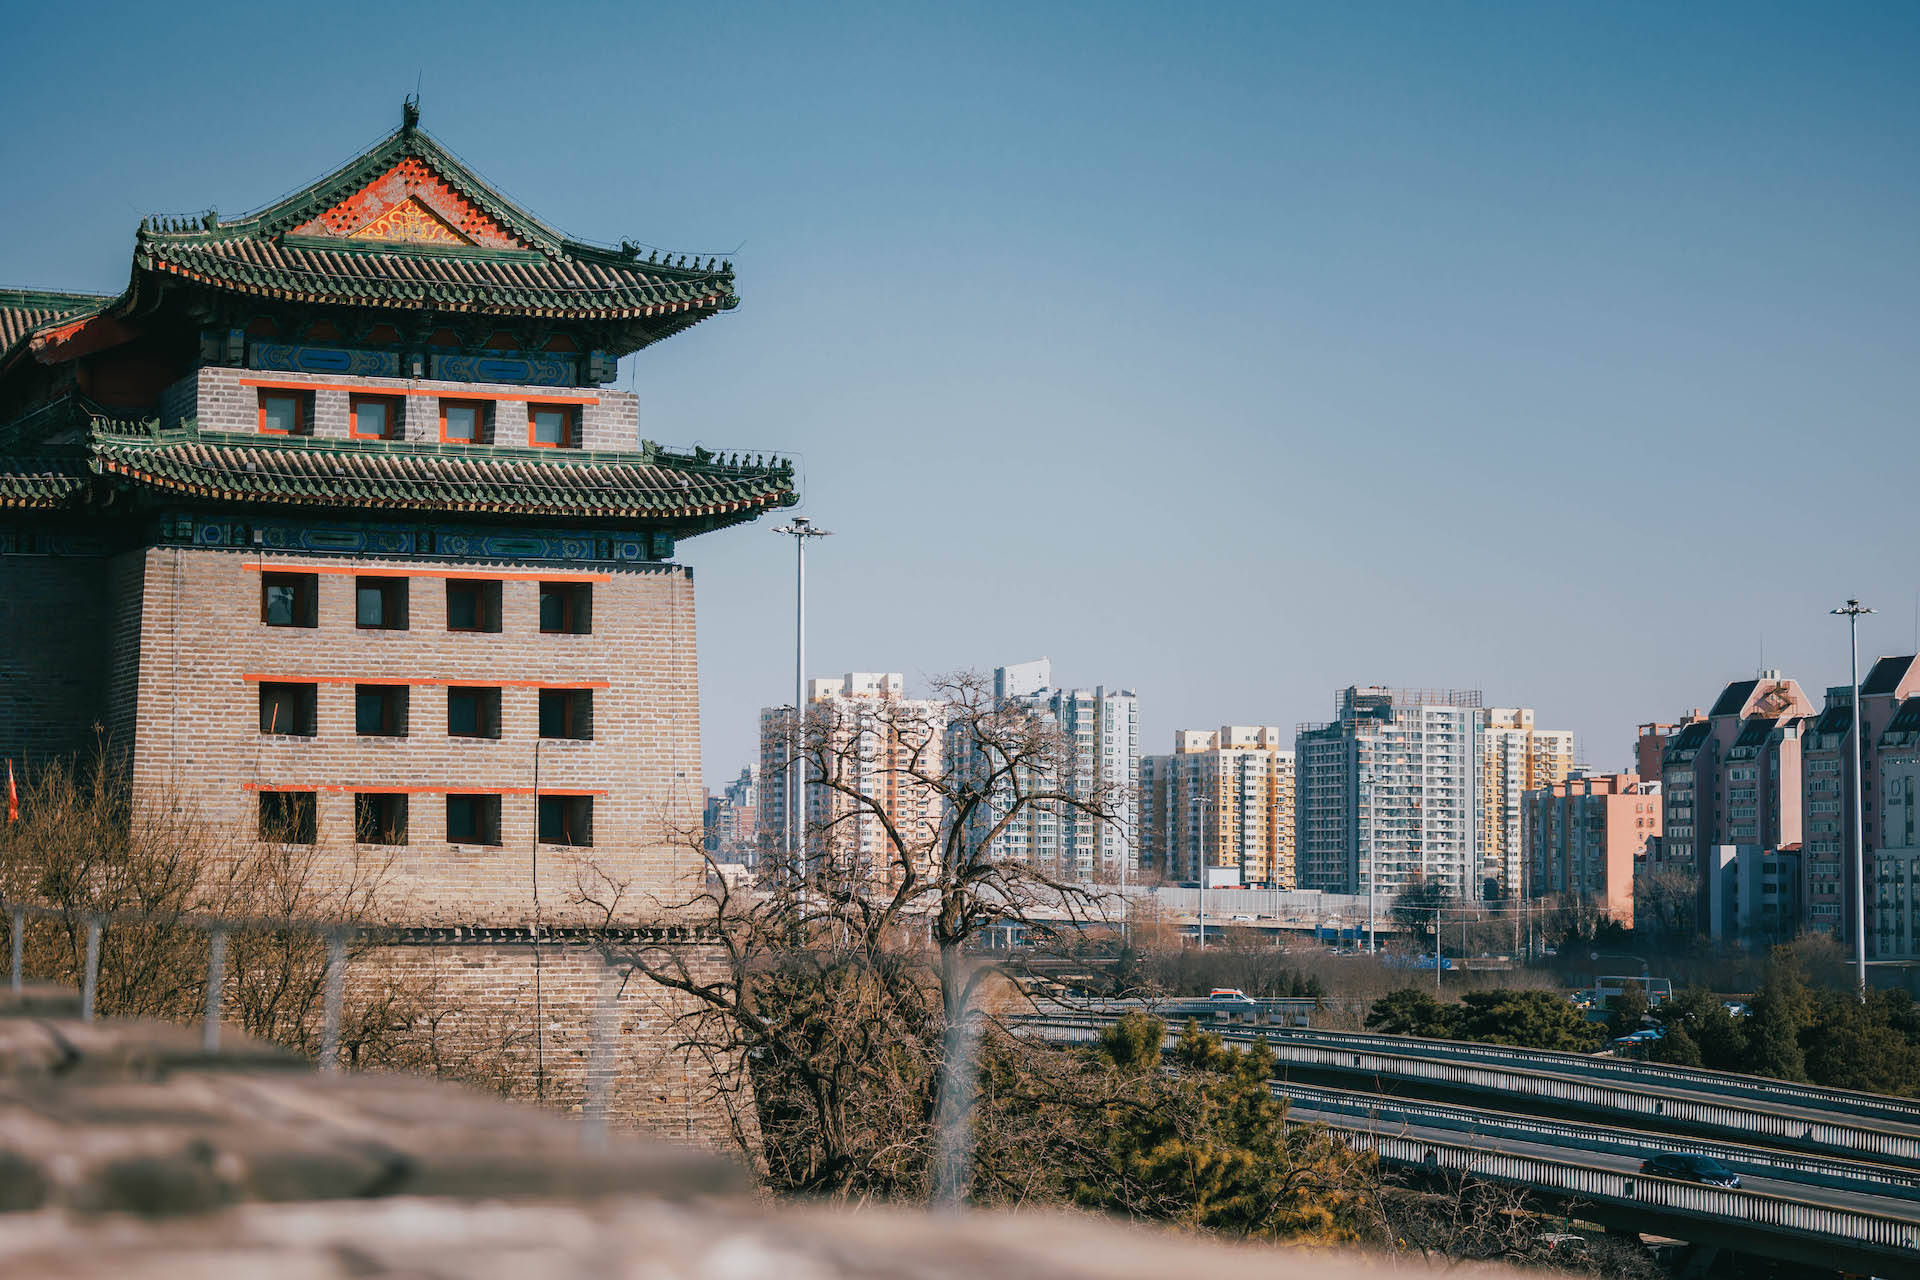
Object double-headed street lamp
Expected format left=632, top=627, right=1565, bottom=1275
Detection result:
left=776, top=517, right=832, bottom=879
left=1832, top=597, right=1873, bottom=1001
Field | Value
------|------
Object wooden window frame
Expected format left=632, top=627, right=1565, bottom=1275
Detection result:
left=445, top=579, right=502, bottom=634
left=439, top=398, right=490, bottom=444
left=446, top=793, right=503, bottom=846
left=539, top=688, right=593, bottom=741
left=354, top=684, right=409, bottom=737
left=355, top=576, right=409, bottom=630
left=538, top=581, right=592, bottom=635
left=348, top=393, right=403, bottom=441
left=257, top=390, right=309, bottom=436
left=527, top=404, right=575, bottom=449
left=260, top=572, right=318, bottom=628
left=447, top=686, right=502, bottom=740
left=258, top=682, right=318, bottom=737
left=258, top=790, right=318, bottom=845
left=354, top=793, right=409, bottom=846
left=538, top=794, right=593, bottom=847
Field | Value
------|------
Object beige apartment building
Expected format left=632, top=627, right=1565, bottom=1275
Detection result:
left=1141, top=726, right=1295, bottom=888
left=1482, top=708, right=1575, bottom=899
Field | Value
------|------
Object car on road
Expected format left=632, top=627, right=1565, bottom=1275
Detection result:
left=1207, top=988, right=1256, bottom=1005
left=1639, top=1152, right=1740, bottom=1188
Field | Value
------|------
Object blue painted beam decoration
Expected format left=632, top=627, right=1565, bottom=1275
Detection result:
left=163, top=514, right=672, bottom=564
left=250, top=344, right=401, bottom=377
left=432, top=353, right=578, bottom=387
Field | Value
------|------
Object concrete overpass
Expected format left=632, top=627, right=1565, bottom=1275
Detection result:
left=1017, top=1009, right=1920, bottom=1274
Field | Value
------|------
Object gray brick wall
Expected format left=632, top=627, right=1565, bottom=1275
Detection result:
left=0, top=550, right=111, bottom=767
left=121, top=546, right=705, bottom=926
left=355, top=943, right=751, bottom=1150
left=173, top=367, right=640, bottom=453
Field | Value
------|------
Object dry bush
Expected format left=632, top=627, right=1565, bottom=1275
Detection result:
left=0, top=748, right=449, bottom=1071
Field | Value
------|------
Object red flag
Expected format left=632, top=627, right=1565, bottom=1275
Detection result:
left=6, top=760, right=16, bottom=823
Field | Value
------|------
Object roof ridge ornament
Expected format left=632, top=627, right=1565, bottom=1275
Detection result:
left=402, top=94, right=421, bottom=135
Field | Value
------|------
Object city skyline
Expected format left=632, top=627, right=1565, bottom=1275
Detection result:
left=2, top=3, right=1914, bottom=796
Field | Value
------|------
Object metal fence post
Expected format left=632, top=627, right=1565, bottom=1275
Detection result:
left=320, top=929, right=345, bottom=1072
left=8, top=908, right=22, bottom=995
left=80, top=918, right=101, bottom=1022
left=204, top=927, right=226, bottom=1053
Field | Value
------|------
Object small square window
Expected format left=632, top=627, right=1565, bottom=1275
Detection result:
left=529, top=405, right=574, bottom=448
left=355, top=684, right=409, bottom=737
left=440, top=399, right=490, bottom=444
left=261, top=572, right=317, bottom=627
left=539, top=688, right=593, bottom=740
left=538, top=582, right=592, bottom=634
left=446, top=579, right=502, bottom=633
left=539, top=794, right=593, bottom=847
left=447, top=793, right=502, bottom=845
left=349, top=394, right=403, bottom=440
left=259, top=791, right=317, bottom=844
left=448, top=686, right=501, bottom=739
left=258, top=390, right=312, bottom=435
left=355, top=793, right=408, bottom=845
left=259, top=682, right=317, bottom=736
left=356, top=576, right=409, bottom=630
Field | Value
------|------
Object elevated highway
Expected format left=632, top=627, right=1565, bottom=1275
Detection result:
left=1016, top=1011, right=1920, bottom=1273
left=1027, top=1006, right=1920, bottom=1167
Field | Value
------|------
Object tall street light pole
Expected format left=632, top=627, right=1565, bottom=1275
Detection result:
left=776, top=517, right=832, bottom=881
left=1832, top=598, right=1874, bottom=1001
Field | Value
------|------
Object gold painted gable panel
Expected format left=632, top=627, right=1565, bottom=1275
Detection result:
left=348, top=197, right=472, bottom=246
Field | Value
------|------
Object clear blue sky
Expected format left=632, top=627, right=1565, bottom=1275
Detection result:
left=5, top=2, right=1916, bottom=786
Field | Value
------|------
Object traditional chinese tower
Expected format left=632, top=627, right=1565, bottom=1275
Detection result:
left=0, top=103, right=792, bottom=928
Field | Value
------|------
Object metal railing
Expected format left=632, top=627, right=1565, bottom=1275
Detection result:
left=1045, top=1005, right=1920, bottom=1129
left=1272, top=1081, right=1920, bottom=1202
left=1352, top=1129, right=1920, bottom=1264
left=0, top=901, right=628, bottom=1137
left=1021, top=1016, right=1920, bottom=1166
left=4, top=901, right=353, bottom=1065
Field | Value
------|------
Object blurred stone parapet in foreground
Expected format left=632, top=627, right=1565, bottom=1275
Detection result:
left=0, top=985, right=1510, bottom=1278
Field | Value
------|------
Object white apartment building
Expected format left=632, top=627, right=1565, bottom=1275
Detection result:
left=977, top=658, right=1140, bottom=881
left=1295, top=687, right=1486, bottom=903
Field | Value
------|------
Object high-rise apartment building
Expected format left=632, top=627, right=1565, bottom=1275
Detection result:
left=1141, top=726, right=1294, bottom=887
left=1873, top=695, right=1920, bottom=959
left=757, top=674, right=948, bottom=884
left=979, top=659, right=1139, bottom=880
left=757, top=704, right=796, bottom=865
left=703, top=766, right=757, bottom=860
left=1802, top=656, right=1920, bottom=947
left=1659, top=673, right=1814, bottom=921
left=1295, top=687, right=1484, bottom=903
left=1520, top=772, right=1661, bottom=926
left=1481, top=708, right=1574, bottom=898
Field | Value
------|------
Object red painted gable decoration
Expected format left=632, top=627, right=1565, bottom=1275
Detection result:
left=290, top=157, right=531, bottom=250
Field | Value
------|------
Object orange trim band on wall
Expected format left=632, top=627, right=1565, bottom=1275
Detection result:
left=245, top=783, right=609, bottom=797
left=238, top=376, right=598, bottom=406
left=246, top=564, right=612, bottom=583
left=241, top=674, right=609, bottom=689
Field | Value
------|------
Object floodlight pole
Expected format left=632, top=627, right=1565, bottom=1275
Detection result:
left=776, top=517, right=832, bottom=881
left=1832, top=598, right=1874, bottom=1002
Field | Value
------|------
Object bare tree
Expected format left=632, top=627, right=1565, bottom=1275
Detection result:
left=602, top=670, right=1125, bottom=1200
